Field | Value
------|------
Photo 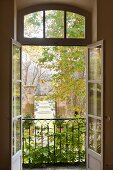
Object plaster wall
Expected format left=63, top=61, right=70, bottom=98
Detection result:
left=0, top=0, right=14, bottom=169
left=14, top=0, right=17, bottom=40
left=17, top=0, right=94, bottom=12
left=92, top=0, right=97, bottom=42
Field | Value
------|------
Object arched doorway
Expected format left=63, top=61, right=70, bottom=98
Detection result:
left=11, top=3, right=104, bottom=170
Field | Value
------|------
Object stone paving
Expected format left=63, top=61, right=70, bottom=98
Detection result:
left=23, top=166, right=86, bottom=170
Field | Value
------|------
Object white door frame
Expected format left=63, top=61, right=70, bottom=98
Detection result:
left=86, top=40, right=104, bottom=170
left=11, top=39, right=22, bottom=170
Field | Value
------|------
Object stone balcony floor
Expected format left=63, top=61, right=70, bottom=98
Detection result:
left=23, top=166, right=86, bottom=170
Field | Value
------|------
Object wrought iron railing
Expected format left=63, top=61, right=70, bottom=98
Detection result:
left=22, top=118, right=86, bottom=167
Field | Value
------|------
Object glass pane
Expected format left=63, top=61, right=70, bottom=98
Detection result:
left=16, top=119, right=21, bottom=152
left=13, top=119, right=21, bottom=154
left=67, top=12, right=85, bottom=38
left=12, top=122, right=15, bottom=155
left=13, top=83, right=21, bottom=117
left=45, top=10, right=64, bottom=38
left=24, top=11, right=43, bottom=38
left=13, top=44, right=20, bottom=80
left=89, top=117, right=101, bottom=154
left=89, top=46, right=102, bottom=80
left=88, top=83, right=101, bottom=117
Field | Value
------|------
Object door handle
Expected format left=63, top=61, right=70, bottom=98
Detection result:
left=105, top=116, right=113, bottom=121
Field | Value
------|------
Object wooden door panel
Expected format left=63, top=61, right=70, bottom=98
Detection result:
left=88, top=154, right=101, bottom=170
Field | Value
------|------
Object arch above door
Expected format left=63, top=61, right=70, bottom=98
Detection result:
left=17, top=3, right=91, bottom=46
left=16, top=0, right=94, bottom=12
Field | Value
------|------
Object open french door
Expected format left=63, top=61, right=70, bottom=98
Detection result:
left=87, top=40, right=104, bottom=170
left=11, top=40, right=22, bottom=170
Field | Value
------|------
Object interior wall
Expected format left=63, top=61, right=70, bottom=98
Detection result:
left=97, top=0, right=113, bottom=169
left=14, top=0, right=17, bottom=40
left=0, top=0, right=14, bottom=170
left=17, top=0, right=94, bottom=12
left=92, top=0, right=97, bottom=42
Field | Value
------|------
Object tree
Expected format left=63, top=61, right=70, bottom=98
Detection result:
left=24, top=10, right=85, bottom=39
left=22, top=46, right=52, bottom=116
left=39, top=46, right=86, bottom=116
left=23, top=10, right=86, bottom=117
left=22, top=46, right=52, bottom=93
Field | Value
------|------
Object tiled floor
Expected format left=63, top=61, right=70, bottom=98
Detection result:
left=23, top=166, right=86, bottom=170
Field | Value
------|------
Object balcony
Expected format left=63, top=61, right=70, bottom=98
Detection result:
left=23, top=118, right=86, bottom=169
